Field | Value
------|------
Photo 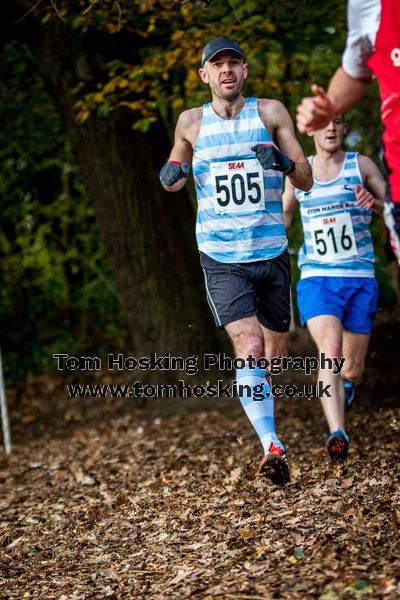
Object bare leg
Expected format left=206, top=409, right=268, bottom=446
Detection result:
left=226, top=316, right=290, bottom=483
left=341, top=330, right=370, bottom=384
left=225, top=315, right=264, bottom=360
left=306, top=315, right=345, bottom=433
left=261, top=326, right=288, bottom=364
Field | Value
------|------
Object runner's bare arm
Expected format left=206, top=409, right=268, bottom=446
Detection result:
left=296, top=72, right=369, bottom=133
left=160, top=111, right=194, bottom=192
left=259, top=100, right=313, bottom=192
left=328, top=68, right=370, bottom=115
left=282, top=178, right=299, bottom=228
left=358, top=155, right=386, bottom=215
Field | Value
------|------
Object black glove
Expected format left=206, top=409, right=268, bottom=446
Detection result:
left=160, top=161, right=190, bottom=186
left=251, top=144, right=295, bottom=175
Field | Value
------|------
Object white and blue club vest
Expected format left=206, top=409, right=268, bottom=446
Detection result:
left=296, top=152, right=375, bottom=278
left=192, top=97, right=287, bottom=263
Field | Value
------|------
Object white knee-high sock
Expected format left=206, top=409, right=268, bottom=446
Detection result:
left=236, top=366, right=284, bottom=454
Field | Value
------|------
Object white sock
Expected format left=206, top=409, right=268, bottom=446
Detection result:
left=236, top=366, right=284, bottom=454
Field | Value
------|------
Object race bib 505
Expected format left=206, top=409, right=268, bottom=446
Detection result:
left=210, top=159, right=265, bottom=214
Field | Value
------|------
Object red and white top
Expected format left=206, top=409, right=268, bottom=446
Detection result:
left=342, top=0, right=400, bottom=202
left=342, top=0, right=400, bottom=92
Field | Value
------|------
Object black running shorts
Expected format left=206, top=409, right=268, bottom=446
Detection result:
left=200, top=249, right=291, bottom=333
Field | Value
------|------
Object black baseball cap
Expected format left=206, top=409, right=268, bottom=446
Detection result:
left=201, top=37, right=245, bottom=67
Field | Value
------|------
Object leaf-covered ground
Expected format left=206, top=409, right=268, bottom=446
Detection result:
left=1, top=314, right=399, bottom=599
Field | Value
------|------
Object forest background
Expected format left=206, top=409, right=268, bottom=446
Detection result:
left=0, top=0, right=395, bottom=382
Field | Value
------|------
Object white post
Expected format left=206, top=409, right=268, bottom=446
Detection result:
left=0, top=347, right=11, bottom=454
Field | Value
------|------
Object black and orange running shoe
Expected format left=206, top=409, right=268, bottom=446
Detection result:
left=259, top=442, right=291, bottom=485
left=326, top=429, right=349, bottom=460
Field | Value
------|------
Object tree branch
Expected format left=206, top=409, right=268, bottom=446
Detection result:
left=10, top=0, right=43, bottom=24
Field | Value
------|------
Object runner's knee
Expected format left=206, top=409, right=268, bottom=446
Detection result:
left=341, top=359, right=364, bottom=382
left=318, top=339, right=342, bottom=361
left=231, top=333, right=264, bottom=360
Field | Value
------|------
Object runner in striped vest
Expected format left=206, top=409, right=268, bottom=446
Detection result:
left=297, top=151, right=375, bottom=278
left=160, top=37, right=313, bottom=484
left=193, top=97, right=287, bottom=263
left=283, top=115, right=386, bottom=460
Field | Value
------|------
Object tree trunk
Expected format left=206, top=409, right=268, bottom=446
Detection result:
left=7, top=8, right=223, bottom=360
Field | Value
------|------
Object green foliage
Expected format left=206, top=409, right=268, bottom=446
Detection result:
left=56, top=2, right=382, bottom=158
left=43, top=2, right=382, bottom=162
left=0, top=42, right=129, bottom=381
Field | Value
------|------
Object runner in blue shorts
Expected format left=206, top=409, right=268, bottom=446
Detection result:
left=283, top=115, right=386, bottom=459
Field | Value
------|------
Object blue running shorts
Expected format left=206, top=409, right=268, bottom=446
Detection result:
left=296, top=276, right=378, bottom=334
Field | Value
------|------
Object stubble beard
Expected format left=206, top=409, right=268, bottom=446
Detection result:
left=212, top=76, right=243, bottom=103
left=221, top=89, right=240, bottom=102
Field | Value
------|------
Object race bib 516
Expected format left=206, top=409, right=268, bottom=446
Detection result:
left=310, top=212, right=357, bottom=261
left=210, top=159, right=265, bottom=214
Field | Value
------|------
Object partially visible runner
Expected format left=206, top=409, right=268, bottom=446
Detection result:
left=283, top=115, right=386, bottom=459
left=381, top=153, right=400, bottom=301
left=160, top=37, right=312, bottom=484
left=296, top=0, right=400, bottom=265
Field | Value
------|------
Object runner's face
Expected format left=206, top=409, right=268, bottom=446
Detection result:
left=313, top=117, right=347, bottom=152
left=199, top=51, right=248, bottom=101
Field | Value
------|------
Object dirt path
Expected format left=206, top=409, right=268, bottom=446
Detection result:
left=0, top=315, right=399, bottom=599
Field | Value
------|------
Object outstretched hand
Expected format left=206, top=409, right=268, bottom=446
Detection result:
left=296, top=84, right=336, bottom=133
left=355, top=184, right=375, bottom=210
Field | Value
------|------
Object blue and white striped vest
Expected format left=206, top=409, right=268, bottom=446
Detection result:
left=296, top=152, right=375, bottom=278
left=192, top=97, right=287, bottom=263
